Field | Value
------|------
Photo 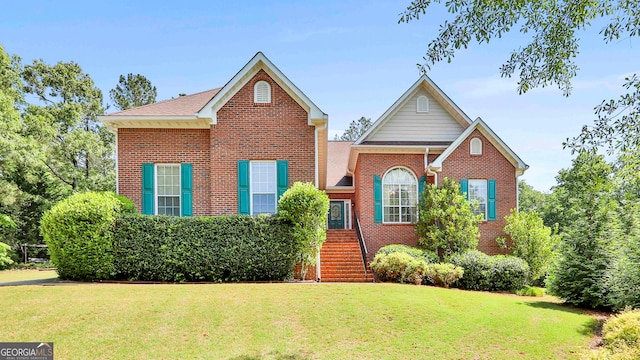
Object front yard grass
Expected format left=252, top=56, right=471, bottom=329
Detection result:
left=0, top=273, right=597, bottom=359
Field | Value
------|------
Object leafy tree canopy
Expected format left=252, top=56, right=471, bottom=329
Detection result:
left=109, top=73, right=157, bottom=111
left=334, top=116, right=372, bottom=141
left=399, top=1, right=640, bottom=156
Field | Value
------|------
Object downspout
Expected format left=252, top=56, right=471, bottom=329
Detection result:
left=115, top=129, right=119, bottom=194
left=314, top=120, right=327, bottom=282
left=314, top=121, right=327, bottom=188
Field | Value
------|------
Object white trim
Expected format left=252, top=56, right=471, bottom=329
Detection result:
left=249, top=160, right=277, bottom=215
left=154, top=164, right=181, bottom=216
left=314, top=122, right=327, bottom=188
left=381, top=167, right=418, bottom=224
left=430, top=117, right=528, bottom=175
left=254, top=80, right=271, bottom=103
left=416, top=95, right=429, bottom=113
left=115, top=131, right=119, bottom=194
left=468, top=179, right=488, bottom=220
left=354, top=74, right=473, bottom=145
left=196, top=52, right=327, bottom=125
left=328, top=199, right=352, bottom=229
left=470, top=137, right=483, bottom=155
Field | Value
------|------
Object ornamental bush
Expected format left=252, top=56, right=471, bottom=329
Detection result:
left=450, top=250, right=530, bottom=291
left=278, top=182, right=330, bottom=280
left=416, top=177, right=481, bottom=259
left=113, top=214, right=297, bottom=282
left=370, top=252, right=428, bottom=284
left=41, top=192, right=126, bottom=280
left=586, top=309, right=640, bottom=359
left=424, top=263, right=464, bottom=288
left=497, top=209, right=559, bottom=281
left=376, top=244, right=439, bottom=264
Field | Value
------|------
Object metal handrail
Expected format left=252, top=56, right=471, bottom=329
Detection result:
left=353, top=211, right=368, bottom=273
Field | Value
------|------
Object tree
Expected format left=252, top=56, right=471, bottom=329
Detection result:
left=546, top=153, right=617, bottom=309
left=334, top=116, right=372, bottom=141
left=497, top=209, right=559, bottom=282
left=518, top=180, right=548, bottom=214
left=607, top=203, right=640, bottom=310
left=22, top=59, right=115, bottom=192
left=399, top=1, right=640, bottom=163
left=109, top=73, right=157, bottom=111
left=416, top=177, right=481, bottom=259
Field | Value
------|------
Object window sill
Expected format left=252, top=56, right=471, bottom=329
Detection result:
left=381, top=222, right=416, bottom=226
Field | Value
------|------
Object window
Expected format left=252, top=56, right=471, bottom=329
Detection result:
left=383, top=168, right=418, bottom=223
left=470, top=137, right=483, bottom=155
left=250, top=161, right=276, bottom=214
left=156, top=164, right=180, bottom=216
left=417, top=95, right=429, bottom=112
left=468, top=179, right=487, bottom=219
left=254, top=80, right=271, bottom=103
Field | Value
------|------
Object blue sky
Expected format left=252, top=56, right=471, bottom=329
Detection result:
left=2, top=1, right=638, bottom=192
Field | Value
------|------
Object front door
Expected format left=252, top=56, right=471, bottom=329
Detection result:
left=328, top=201, right=345, bottom=229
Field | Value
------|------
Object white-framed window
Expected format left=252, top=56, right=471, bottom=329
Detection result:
left=383, top=167, right=418, bottom=223
left=254, top=80, right=271, bottom=104
left=470, top=137, right=483, bottom=155
left=156, top=164, right=181, bottom=216
left=250, top=161, right=276, bottom=214
left=417, top=95, right=429, bottom=113
left=468, top=179, right=487, bottom=220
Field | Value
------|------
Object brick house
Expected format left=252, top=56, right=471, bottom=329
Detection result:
left=99, top=52, right=527, bottom=282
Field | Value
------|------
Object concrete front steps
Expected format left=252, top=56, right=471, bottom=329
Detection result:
left=320, top=230, right=372, bottom=282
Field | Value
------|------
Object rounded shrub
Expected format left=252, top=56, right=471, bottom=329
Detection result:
left=376, top=244, right=439, bottom=264
left=449, top=250, right=493, bottom=290
left=450, top=250, right=530, bottom=291
left=602, top=309, right=640, bottom=350
left=370, top=252, right=426, bottom=284
left=106, top=192, right=137, bottom=214
left=40, top=192, right=126, bottom=280
left=425, top=263, right=464, bottom=288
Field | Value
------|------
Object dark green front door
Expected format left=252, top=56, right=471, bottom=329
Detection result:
left=328, top=201, right=345, bottom=229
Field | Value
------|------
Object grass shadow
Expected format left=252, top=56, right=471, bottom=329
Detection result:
left=522, top=301, right=606, bottom=337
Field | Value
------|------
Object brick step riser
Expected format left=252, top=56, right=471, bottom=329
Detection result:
left=321, top=279, right=372, bottom=283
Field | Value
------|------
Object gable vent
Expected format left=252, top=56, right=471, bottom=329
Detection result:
left=254, top=80, right=271, bottom=103
left=417, top=95, right=429, bottom=113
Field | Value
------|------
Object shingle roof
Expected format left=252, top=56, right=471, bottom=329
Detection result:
left=106, top=88, right=221, bottom=116
left=327, top=141, right=353, bottom=187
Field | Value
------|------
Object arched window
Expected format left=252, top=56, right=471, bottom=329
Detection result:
left=254, top=80, right=271, bottom=103
left=417, top=95, right=429, bottom=112
left=383, top=167, right=418, bottom=223
left=470, top=137, right=483, bottom=155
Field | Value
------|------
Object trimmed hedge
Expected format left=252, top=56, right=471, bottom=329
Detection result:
left=113, top=214, right=298, bottom=282
left=450, top=250, right=530, bottom=291
left=376, top=244, right=439, bottom=264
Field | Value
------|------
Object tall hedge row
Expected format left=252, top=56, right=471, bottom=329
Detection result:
left=113, top=214, right=297, bottom=282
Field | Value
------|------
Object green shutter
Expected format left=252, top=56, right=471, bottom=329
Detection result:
left=487, top=179, right=496, bottom=221
left=181, top=163, right=193, bottom=217
left=142, top=163, right=154, bottom=215
left=238, top=160, right=250, bottom=215
left=418, top=175, right=426, bottom=201
left=276, top=160, right=289, bottom=200
left=374, top=175, right=382, bottom=223
left=459, top=179, right=469, bottom=200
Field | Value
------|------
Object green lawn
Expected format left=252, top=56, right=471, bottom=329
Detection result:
left=0, top=271, right=597, bottom=359
left=0, top=269, right=57, bottom=283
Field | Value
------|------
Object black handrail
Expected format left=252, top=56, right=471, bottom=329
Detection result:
left=353, top=210, right=368, bottom=274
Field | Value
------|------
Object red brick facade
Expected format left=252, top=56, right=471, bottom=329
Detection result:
left=353, top=153, right=425, bottom=261
left=118, top=128, right=211, bottom=215
left=439, top=130, right=516, bottom=254
left=117, top=70, right=316, bottom=216
left=348, top=131, right=518, bottom=259
left=209, top=69, right=315, bottom=214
